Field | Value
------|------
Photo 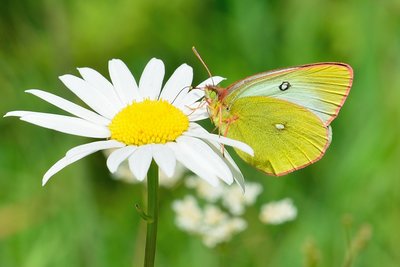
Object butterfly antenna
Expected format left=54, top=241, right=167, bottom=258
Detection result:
left=192, top=46, right=215, bottom=85
left=171, top=85, right=192, bottom=104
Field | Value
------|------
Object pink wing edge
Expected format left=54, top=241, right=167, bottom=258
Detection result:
left=272, top=125, right=332, bottom=177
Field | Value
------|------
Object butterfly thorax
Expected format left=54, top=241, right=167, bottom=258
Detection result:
left=205, top=86, right=235, bottom=134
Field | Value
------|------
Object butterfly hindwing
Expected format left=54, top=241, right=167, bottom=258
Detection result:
left=226, top=96, right=331, bottom=176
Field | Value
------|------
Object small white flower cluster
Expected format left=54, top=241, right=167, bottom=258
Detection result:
left=172, top=195, right=247, bottom=248
left=172, top=176, right=262, bottom=247
left=259, top=198, right=297, bottom=225
left=185, top=175, right=263, bottom=215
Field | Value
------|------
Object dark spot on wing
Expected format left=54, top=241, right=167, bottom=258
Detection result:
left=279, top=81, right=291, bottom=91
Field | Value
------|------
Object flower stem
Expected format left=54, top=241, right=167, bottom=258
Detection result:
left=144, top=160, right=159, bottom=267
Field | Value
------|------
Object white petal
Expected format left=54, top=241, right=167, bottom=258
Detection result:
left=182, top=104, right=209, bottom=121
left=177, top=89, right=205, bottom=108
left=25, top=89, right=110, bottom=126
left=7, top=111, right=110, bottom=138
left=78, top=67, right=124, bottom=109
left=106, top=145, right=137, bottom=173
left=42, top=149, right=94, bottom=185
left=177, top=136, right=233, bottom=184
left=172, top=87, right=191, bottom=108
left=139, top=58, right=165, bottom=100
left=4, top=111, right=34, bottom=117
left=167, top=142, right=219, bottom=186
left=183, top=123, right=245, bottom=190
left=197, top=76, right=226, bottom=88
left=128, top=145, right=152, bottom=181
left=188, top=110, right=209, bottom=121
left=152, top=144, right=176, bottom=178
left=59, top=75, right=118, bottom=118
left=202, top=139, right=245, bottom=191
left=66, top=140, right=125, bottom=158
left=108, top=59, right=141, bottom=104
left=159, top=64, right=193, bottom=103
left=222, top=150, right=245, bottom=191
left=185, top=123, right=254, bottom=156
left=186, top=122, right=214, bottom=134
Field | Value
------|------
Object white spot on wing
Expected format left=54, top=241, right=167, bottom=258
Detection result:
left=275, top=123, right=285, bottom=130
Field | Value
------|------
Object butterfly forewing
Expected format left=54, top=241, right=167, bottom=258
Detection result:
left=226, top=63, right=353, bottom=126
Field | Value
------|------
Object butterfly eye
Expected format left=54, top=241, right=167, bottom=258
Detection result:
left=279, top=81, right=291, bottom=91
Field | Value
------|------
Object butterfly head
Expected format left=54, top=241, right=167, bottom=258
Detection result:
left=191, top=46, right=231, bottom=127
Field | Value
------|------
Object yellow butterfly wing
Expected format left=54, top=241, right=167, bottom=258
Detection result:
left=226, top=96, right=331, bottom=176
left=226, top=63, right=353, bottom=126
left=220, top=63, right=352, bottom=175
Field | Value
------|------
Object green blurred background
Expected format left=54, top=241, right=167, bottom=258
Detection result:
left=1, top=0, right=399, bottom=266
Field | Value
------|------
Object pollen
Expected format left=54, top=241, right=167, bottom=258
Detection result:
left=109, top=99, right=189, bottom=145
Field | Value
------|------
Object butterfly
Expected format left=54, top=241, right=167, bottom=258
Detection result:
left=196, top=50, right=353, bottom=176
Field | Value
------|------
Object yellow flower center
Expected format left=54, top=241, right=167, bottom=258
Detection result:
left=109, top=99, right=189, bottom=146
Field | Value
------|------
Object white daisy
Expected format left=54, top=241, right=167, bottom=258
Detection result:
left=5, top=58, right=253, bottom=187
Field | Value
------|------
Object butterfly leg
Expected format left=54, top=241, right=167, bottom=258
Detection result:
left=220, top=114, right=239, bottom=156
left=184, top=100, right=207, bottom=116
left=217, top=105, right=227, bottom=156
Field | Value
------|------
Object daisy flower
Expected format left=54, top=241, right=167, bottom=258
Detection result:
left=5, top=58, right=253, bottom=187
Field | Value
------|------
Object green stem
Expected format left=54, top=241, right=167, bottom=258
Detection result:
left=144, top=161, right=159, bottom=267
